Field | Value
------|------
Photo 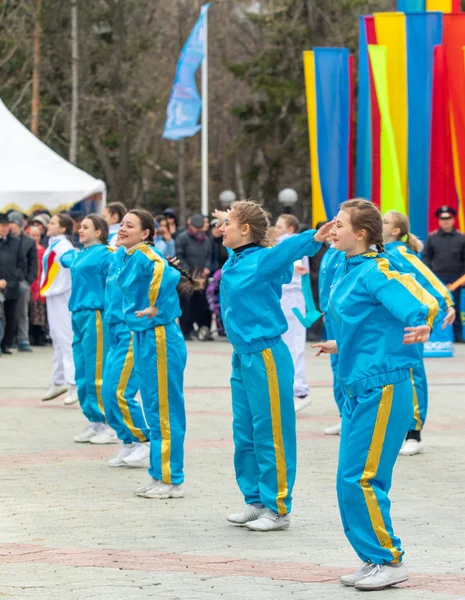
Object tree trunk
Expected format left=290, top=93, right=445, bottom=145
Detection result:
left=69, top=0, right=79, bottom=164
left=31, top=0, right=42, bottom=136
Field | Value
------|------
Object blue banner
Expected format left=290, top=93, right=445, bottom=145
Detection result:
left=163, top=4, right=209, bottom=141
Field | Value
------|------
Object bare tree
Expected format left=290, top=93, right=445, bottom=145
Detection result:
left=69, top=0, right=79, bottom=163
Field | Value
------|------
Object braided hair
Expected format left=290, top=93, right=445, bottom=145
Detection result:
left=128, top=209, right=205, bottom=294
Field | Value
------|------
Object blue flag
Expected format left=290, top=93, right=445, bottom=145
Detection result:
left=163, top=3, right=209, bottom=141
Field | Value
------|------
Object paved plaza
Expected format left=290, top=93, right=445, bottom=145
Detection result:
left=0, top=340, right=464, bottom=600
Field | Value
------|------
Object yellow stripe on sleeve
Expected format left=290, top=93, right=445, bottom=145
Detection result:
left=376, top=258, right=439, bottom=329
left=132, top=244, right=165, bottom=306
left=397, top=246, right=453, bottom=308
left=360, top=384, right=403, bottom=563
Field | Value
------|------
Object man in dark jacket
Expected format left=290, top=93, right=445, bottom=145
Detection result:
left=423, top=206, right=465, bottom=342
left=9, top=211, right=38, bottom=351
left=0, top=213, right=26, bottom=354
left=175, top=213, right=213, bottom=340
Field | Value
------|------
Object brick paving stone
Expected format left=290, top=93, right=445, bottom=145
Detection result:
left=0, top=342, right=464, bottom=599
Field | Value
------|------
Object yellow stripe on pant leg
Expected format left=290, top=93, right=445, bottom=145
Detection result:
left=261, top=348, right=288, bottom=516
left=155, top=326, right=171, bottom=484
left=116, top=334, right=147, bottom=442
left=360, top=384, right=402, bottom=563
left=409, top=368, right=422, bottom=432
left=95, top=310, right=105, bottom=416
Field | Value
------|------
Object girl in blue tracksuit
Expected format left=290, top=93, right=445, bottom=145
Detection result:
left=61, top=214, right=115, bottom=444
left=213, top=201, right=332, bottom=532
left=116, top=209, right=201, bottom=500
left=102, top=245, right=151, bottom=468
left=383, top=211, right=455, bottom=456
left=318, top=239, right=345, bottom=434
left=313, top=200, right=439, bottom=591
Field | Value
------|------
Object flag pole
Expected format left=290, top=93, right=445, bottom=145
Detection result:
left=201, top=7, right=208, bottom=216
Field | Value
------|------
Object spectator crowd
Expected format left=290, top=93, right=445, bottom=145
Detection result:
left=1, top=202, right=464, bottom=357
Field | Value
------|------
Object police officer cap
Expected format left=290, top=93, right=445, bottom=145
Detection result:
left=435, top=206, right=457, bottom=219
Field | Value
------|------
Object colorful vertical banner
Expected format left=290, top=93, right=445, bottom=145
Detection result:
left=443, top=14, right=465, bottom=231
left=397, top=0, right=425, bottom=11
left=426, top=0, right=460, bottom=12
left=163, top=3, right=210, bottom=140
left=368, top=45, right=406, bottom=215
left=406, top=13, right=442, bottom=241
left=356, top=17, right=373, bottom=201
left=428, top=45, right=457, bottom=232
left=374, top=13, right=409, bottom=204
left=304, top=49, right=352, bottom=226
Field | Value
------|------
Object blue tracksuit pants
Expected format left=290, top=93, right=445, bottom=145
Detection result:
left=231, top=339, right=296, bottom=515
left=72, top=309, right=107, bottom=423
left=101, top=322, right=150, bottom=444
left=324, top=316, right=345, bottom=415
left=409, top=361, right=428, bottom=433
left=132, top=321, right=187, bottom=485
left=337, top=379, right=413, bottom=564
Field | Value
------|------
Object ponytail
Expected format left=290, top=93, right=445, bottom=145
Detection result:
left=404, top=232, right=424, bottom=254
left=388, top=211, right=424, bottom=253
left=166, top=256, right=206, bottom=295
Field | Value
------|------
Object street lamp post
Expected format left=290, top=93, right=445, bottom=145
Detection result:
left=278, top=188, right=298, bottom=214
left=219, top=190, right=237, bottom=209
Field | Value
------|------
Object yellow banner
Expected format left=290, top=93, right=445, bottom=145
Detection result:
left=426, top=0, right=453, bottom=12
left=368, top=45, right=406, bottom=215
left=374, top=13, right=408, bottom=208
left=303, top=51, right=327, bottom=227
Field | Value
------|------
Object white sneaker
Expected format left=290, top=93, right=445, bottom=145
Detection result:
left=63, top=385, right=79, bottom=405
left=354, top=562, right=409, bottom=590
left=227, top=504, right=267, bottom=526
left=340, top=561, right=375, bottom=586
left=41, top=384, right=67, bottom=402
left=123, top=442, right=150, bottom=467
left=324, top=421, right=342, bottom=435
left=245, top=508, right=290, bottom=531
left=73, top=423, right=104, bottom=443
left=108, top=444, right=136, bottom=467
left=89, top=425, right=118, bottom=445
left=399, top=438, right=424, bottom=456
left=134, top=478, right=185, bottom=499
left=294, top=395, right=312, bottom=413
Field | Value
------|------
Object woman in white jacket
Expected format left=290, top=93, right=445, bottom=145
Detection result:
left=40, top=214, right=77, bottom=405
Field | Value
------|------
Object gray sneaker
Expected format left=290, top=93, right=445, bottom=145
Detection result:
left=245, top=508, right=290, bottom=532
left=354, top=563, right=409, bottom=590
left=227, top=504, right=266, bottom=526
left=135, top=478, right=185, bottom=499
left=340, top=561, right=375, bottom=586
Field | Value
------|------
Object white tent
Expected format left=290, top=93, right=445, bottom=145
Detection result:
left=0, top=99, right=106, bottom=215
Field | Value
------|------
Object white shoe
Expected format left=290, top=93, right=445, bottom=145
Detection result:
left=123, top=442, right=150, bottom=467
left=399, top=438, right=424, bottom=456
left=89, top=425, right=118, bottom=445
left=63, top=385, right=79, bottom=405
left=108, top=444, right=136, bottom=467
left=227, top=504, right=267, bottom=526
left=73, top=423, right=104, bottom=443
left=245, top=508, right=290, bottom=531
left=324, top=421, right=342, bottom=435
left=294, top=395, right=312, bottom=413
left=134, top=478, right=185, bottom=499
left=354, top=562, right=409, bottom=590
left=340, top=561, right=375, bottom=586
left=41, top=384, right=67, bottom=402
